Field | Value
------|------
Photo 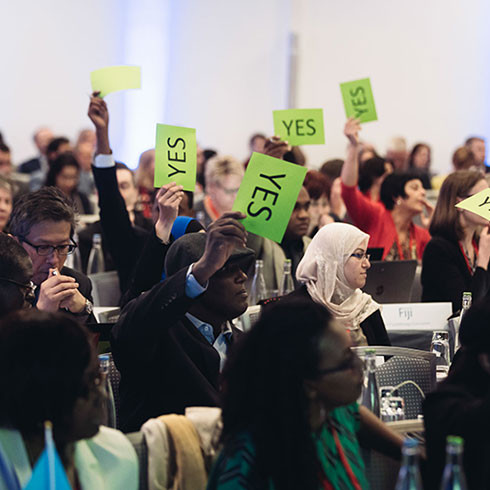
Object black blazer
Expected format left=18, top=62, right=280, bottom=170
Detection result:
left=281, top=285, right=391, bottom=346
left=421, top=236, right=490, bottom=313
left=111, top=267, right=241, bottom=432
left=92, top=166, right=152, bottom=293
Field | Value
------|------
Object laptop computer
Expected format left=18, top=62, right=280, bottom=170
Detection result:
left=362, top=260, right=417, bottom=303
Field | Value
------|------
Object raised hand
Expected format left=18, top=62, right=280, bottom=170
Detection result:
left=192, top=212, right=247, bottom=285
left=88, top=92, right=109, bottom=131
left=344, top=117, right=362, bottom=147
left=88, top=92, right=111, bottom=155
left=154, top=182, right=184, bottom=243
left=263, top=136, right=291, bottom=160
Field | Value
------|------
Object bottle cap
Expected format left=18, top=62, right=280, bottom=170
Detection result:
left=403, top=438, right=418, bottom=448
left=447, top=435, right=463, bottom=446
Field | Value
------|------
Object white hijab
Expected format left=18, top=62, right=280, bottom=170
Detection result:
left=296, top=223, right=380, bottom=330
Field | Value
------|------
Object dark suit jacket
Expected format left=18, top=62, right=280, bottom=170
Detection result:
left=92, top=166, right=152, bottom=293
left=18, top=157, right=41, bottom=174
left=111, top=267, right=241, bottom=432
left=34, top=266, right=96, bottom=324
left=421, top=235, right=490, bottom=313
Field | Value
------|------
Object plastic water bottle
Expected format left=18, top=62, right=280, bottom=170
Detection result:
left=98, top=354, right=117, bottom=428
left=361, top=348, right=380, bottom=417
left=395, top=438, right=423, bottom=489
left=279, top=259, right=294, bottom=296
left=456, top=292, right=472, bottom=351
left=87, top=233, right=105, bottom=274
left=440, top=436, right=468, bottom=490
left=249, top=259, right=267, bottom=305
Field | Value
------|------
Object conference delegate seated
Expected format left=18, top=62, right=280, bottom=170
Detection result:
left=208, top=300, right=402, bottom=489
left=421, top=170, right=490, bottom=313
left=0, top=310, right=138, bottom=489
left=289, top=222, right=390, bottom=346
left=111, top=212, right=254, bottom=432
left=340, top=118, right=431, bottom=261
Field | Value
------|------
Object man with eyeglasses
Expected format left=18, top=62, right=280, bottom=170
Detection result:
left=0, top=234, right=34, bottom=317
left=9, top=187, right=96, bottom=323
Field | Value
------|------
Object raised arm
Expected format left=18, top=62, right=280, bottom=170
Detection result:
left=340, top=118, right=361, bottom=187
left=87, top=93, right=142, bottom=291
left=112, top=212, right=247, bottom=348
left=119, top=183, right=184, bottom=307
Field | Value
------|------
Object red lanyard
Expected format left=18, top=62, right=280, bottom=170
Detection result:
left=319, top=424, right=362, bottom=490
left=459, top=240, right=479, bottom=275
left=395, top=227, right=415, bottom=260
left=204, top=196, right=220, bottom=221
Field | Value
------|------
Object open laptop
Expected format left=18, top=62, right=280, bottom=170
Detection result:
left=362, top=260, right=417, bottom=303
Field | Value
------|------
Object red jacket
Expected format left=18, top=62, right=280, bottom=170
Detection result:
left=341, top=183, right=430, bottom=260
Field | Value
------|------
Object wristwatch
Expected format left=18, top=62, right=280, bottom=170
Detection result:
left=74, top=298, right=93, bottom=316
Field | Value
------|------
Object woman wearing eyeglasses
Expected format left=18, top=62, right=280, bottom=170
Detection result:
left=421, top=170, right=490, bottom=313
left=207, top=299, right=402, bottom=489
left=290, top=222, right=390, bottom=346
left=0, top=310, right=138, bottom=489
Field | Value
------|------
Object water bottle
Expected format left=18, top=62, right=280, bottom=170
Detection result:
left=87, top=233, right=105, bottom=274
left=98, top=354, right=117, bottom=428
left=395, top=438, right=423, bottom=490
left=431, top=330, right=451, bottom=378
left=64, top=232, right=83, bottom=272
left=249, top=259, right=267, bottom=305
left=440, top=436, right=468, bottom=490
left=361, top=349, right=380, bottom=417
left=279, top=259, right=294, bottom=296
left=456, top=292, right=472, bottom=352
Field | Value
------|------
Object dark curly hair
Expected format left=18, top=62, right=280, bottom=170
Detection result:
left=0, top=310, right=93, bottom=436
left=220, top=299, right=333, bottom=490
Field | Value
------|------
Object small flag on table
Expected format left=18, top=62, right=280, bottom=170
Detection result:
left=24, top=422, right=71, bottom=490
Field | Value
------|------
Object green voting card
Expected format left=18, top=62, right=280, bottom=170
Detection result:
left=340, top=78, right=377, bottom=123
left=273, top=108, right=325, bottom=145
left=90, top=66, right=141, bottom=98
left=232, top=152, right=307, bottom=243
left=154, top=124, right=197, bottom=191
left=456, top=187, right=490, bottom=221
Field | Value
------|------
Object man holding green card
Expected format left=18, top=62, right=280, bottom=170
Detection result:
left=233, top=151, right=310, bottom=292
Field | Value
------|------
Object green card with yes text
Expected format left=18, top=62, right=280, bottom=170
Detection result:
left=154, top=124, right=197, bottom=191
left=340, top=78, right=377, bottom=123
left=273, top=108, right=325, bottom=145
left=232, top=152, right=307, bottom=243
left=455, top=188, right=490, bottom=221
left=90, top=66, right=141, bottom=98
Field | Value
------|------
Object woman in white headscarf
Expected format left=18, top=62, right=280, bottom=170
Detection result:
left=293, top=222, right=390, bottom=346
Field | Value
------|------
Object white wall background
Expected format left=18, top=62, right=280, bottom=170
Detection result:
left=1, top=0, right=489, bottom=173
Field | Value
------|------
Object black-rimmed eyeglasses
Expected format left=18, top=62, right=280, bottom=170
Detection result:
left=0, top=278, right=36, bottom=304
left=18, top=237, right=77, bottom=256
left=316, top=352, right=363, bottom=376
